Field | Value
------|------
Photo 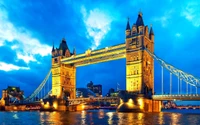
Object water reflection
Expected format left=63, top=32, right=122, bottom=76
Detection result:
left=171, top=113, right=181, bottom=125
left=1, top=110, right=199, bottom=125
left=137, top=113, right=144, bottom=124
left=127, top=113, right=133, bottom=123
left=81, top=110, right=86, bottom=125
left=13, top=113, right=19, bottom=119
left=106, top=112, right=114, bottom=125
left=118, top=113, right=126, bottom=125
left=158, top=112, right=164, bottom=124
left=98, top=109, right=105, bottom=119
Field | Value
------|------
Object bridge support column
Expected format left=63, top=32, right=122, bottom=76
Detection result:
left=143, top=99, right=161, bottom=112
left=196, top=87, right=198, bottom=95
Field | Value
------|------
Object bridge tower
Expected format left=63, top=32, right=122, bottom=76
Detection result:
left=51, top=38, right=76, bottom=99
left=125, top=12, right=154, bottom=95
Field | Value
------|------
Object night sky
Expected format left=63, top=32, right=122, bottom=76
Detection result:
left=0, top=0, right=200, bottom=101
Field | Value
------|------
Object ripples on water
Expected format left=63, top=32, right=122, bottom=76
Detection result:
left=0, top=109, right=200, bottom=125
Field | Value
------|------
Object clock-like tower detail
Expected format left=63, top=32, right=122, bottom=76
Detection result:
left=51, top=38, right=76, bottom=99
left=125, top=12, right=154, bottom=95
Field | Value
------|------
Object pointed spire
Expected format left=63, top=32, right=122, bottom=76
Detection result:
left=149, top=24, right=154, bottom=35
left=52, top=41, right=55, bottom=52
left=73, top=47, right=76, bottom=55
left=126, top=17, right=131, bottom=30
left=136, top=11, right=144, bottom=26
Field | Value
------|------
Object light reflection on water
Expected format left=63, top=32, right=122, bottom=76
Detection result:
left=0, top=110, right=200, bottom=125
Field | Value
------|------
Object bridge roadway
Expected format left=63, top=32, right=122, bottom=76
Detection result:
left=61, top=43, right=126, bottom=67
left=68, top=97, right=119, bottom=105
left=152, top=94, right=200, bottom=101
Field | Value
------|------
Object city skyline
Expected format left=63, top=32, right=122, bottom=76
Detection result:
left=0, top=0, right=200, bottom=97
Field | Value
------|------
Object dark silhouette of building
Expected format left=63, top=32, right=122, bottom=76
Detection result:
left=87, top=81, right=102, bottom=97
left=1, top=86, right=24, bottom=105
left=106, top=88, right=118, bottom=97
left=76, top=88, right=96, bottom=98
left=106, top=88, right=115, bottom=97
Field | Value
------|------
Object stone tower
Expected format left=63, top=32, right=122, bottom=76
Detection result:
left=125, top=12, right=154, bottom=95
left=51, top=38, right=76, bottom=99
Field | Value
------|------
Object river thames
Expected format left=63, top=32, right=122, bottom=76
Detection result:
left=0, top=109, right=200, bottom=125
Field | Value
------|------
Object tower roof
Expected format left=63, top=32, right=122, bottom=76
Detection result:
left=59, top=38, right=69, bottom=55
left=136, top=12, right=144, bottom=26
left=52, top=42, right=55, bottom=52
left=126, top=18, right=131, bottom=30
left=149, top=25, right=154, bottom=35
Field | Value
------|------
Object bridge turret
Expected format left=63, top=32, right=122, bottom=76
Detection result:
left=144, top=26, right=149, bottom=38
left=125, top=12, right=154, bottom=96
left=59, top=38, right=71, bottom=57
left=136, top=12, right=144, bottom=35
left=131, top=24, right=137, bottom=36
left=73, top=47, right=76, bottom=56
left=52, top=42, right=55, bottom=57
left=125, top=18, right=131, bottom=38
left=149, top=25, right=154, bottom=42
left=51, top=38, right=76, bottom=100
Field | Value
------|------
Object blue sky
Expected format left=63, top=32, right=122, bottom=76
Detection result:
left=0, top=0, right=200, bottom=99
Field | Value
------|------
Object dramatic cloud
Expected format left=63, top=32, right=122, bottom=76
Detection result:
left=81, top=6, right=113, bottom=50
left=0, top=5, right=51, bottom=65
left=181, top=2, right=200, bottom=27
left=0, top=62, right=29, bottom=72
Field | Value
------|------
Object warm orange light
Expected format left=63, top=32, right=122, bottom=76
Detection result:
left=137, top=98, right=143, bottom=109
left=82, top=104, right=85, bottom=109
left=120, top=98, right=123, bottom=104
left=128, top=99, right=133, bottom=104
left=53, top=102, right=58, bottom=109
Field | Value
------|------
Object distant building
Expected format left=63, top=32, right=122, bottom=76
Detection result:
left=106, top=88, right=118, bottom=97
left=76, top=88, right=96, bottom=98
left=1, top=86, right=24, bottom=105
left=87, top=81, right=102, bottom=97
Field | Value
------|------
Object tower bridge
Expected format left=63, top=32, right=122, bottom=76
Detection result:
left=51, top=12, right=154, bottom=102
left=2, top=12, right=200, bottom=112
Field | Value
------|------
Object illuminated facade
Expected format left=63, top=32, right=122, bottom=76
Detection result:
left=125, top=12, right=154, bottom=93
left=51, top=12, right=154, bottom=99
left=51, top=39, right=76, bottom=99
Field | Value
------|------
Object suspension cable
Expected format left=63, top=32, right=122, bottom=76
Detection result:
left=170, top=72, right=172, bottom=95
left=25, top=70, right=51, bottom=101
left=161, top=66, right=164, bottom=95
left=178, top=72, right=180, bottom=95
left=144, top=48, right=200, bottom=88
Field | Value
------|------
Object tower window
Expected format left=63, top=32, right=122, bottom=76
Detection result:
left=54, top=58, right=58, bottom=63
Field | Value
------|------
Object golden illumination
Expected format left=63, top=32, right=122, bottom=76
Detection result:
left=137, top=98, right=143, bottom=109
left=85, top=49, right=91, bottom=56
left=107, top=112, right=114, bottom=125
left=53, top=102, right=58, bottom=109
left=82, top=104, right=85, bottom=110
left=128, top=99, right=133, bottom=104
left=13, top=106, right=17, bottom=110
left=81, top=110, right=86, bottom=125
left=120, top=98, right=123, bottom=104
